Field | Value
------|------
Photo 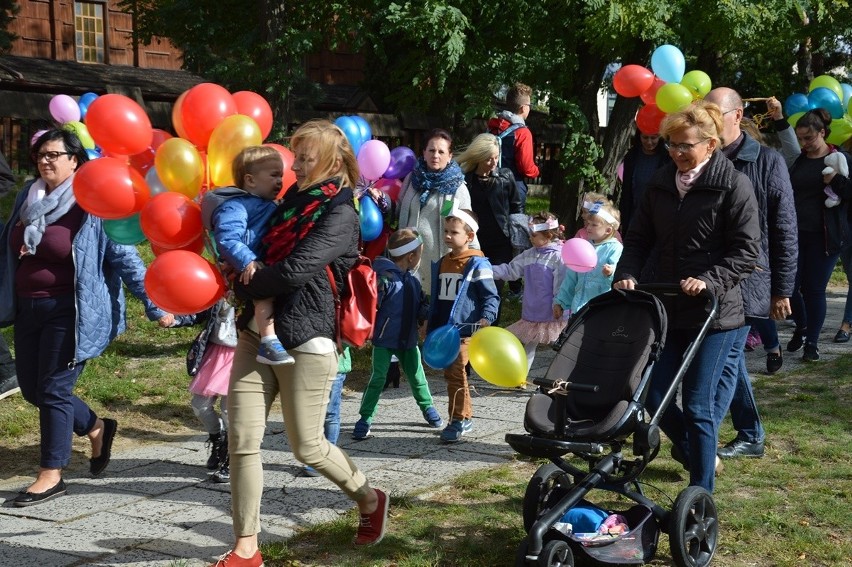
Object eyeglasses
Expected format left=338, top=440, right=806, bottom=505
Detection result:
left=35, top=151, right=72, bottom=163
left=664, top=139, right=710, bottom=154
left=721, top=108, right=740, bottom=116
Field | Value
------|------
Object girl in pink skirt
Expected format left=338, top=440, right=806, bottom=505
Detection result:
left=492, top=211, right=568, bottom=370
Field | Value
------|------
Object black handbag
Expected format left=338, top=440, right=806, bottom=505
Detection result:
left=186, top=324, right=212, bottom=377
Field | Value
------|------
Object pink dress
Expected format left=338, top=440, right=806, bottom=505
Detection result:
left=188, top=343, right=235, bottom=397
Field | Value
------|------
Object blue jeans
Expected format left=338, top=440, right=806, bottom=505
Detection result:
left=646, top=327, right=740, bottom=493
left=791, top=231, right=841, bottom=344
left=840, top=242, right=852, bottom=325
left=15, top=295, right=96, bottom=469
left=713, top=324, right=765, bottom=444
left=324, top=373, right=346, bottom=446
left=750, top=316, right=780, bottom=352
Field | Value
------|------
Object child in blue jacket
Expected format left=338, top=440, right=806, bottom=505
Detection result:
left=428, top=209, right=500, bottom=442
left=352, top=228, right=443, bottom=440
left=201, top=146, right=293, bottom=366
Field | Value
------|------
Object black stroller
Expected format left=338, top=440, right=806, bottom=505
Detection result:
left=506, top=285, right=719, bottom=567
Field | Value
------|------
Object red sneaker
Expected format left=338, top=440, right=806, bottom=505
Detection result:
left=208, top=549, right=264, bottom=567
left=354, top=488, right=389, bottom=545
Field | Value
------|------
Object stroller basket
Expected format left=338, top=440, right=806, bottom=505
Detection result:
left=564, top=503, right=658, bottom=565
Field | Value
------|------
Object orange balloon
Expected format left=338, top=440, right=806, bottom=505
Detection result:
left=73, top=157, right=150, bottom=219
left=233, top=91, right=273, bottom=140
left=144, top=250, right=226, bottom=315
left=172, top=91, right=189, bottom=140
left=140, top=191, right=203, bottom=249
left=180, top=83, right=237, bottom=149
left=265, top=143, right=297, bottom=197
left=207, top=115, right=262, bottom=187
left=85, top=94, right=153, bottom=156
left=154, top=138, right=205, bottom=198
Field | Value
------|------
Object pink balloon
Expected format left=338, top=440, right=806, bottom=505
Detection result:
left=357, top=139, right=391, bottom=181
left=49, top=94, right=81, bottom=124
left=561, top=238, right=597, bottom=272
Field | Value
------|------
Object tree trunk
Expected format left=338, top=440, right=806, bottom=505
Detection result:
left=599, top=95, right=641, bottom=194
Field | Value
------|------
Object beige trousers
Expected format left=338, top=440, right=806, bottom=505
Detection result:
left=228, top=332, right=370, bottom=536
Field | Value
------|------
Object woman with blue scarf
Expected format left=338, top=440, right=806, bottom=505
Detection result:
left=398, top=129, right=476, bottom=292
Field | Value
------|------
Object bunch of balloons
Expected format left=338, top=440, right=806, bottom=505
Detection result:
left=784, top=75, right=852, bottom=145
left=334, top=115, right=416, bottom=242
left=52, top=84, right=285, bottom=314
left=612, top=45, right=712, bottom=135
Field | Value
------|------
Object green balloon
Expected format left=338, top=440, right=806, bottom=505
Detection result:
left=809, top=75, right=843, bottom=102
left=656, top=83, right=693, bottom=114
left=103, top=214, right=146, bottom=245
left=787, top=111, right=806, bottom=130
left=680, top=70, right=712, bottom=99
left=826, top=118, right=852, bottom=146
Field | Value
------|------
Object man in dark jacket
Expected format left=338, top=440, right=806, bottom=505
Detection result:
left=705, top=87, right=798, bottom=460
left=0, top=151, right=17, bottom=401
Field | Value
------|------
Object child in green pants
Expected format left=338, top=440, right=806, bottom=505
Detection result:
left=352, top=228, right=443, bottom=439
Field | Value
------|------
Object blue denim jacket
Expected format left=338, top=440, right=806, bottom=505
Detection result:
left=427, top=255, right=500, bottom=337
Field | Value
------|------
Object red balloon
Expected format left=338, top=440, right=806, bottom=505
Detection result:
left=180, top=83, right=237, bottom=149
left=233, top=91, right=273, bottom=140
left=613, top=65, right=655, bottom=98
left=172, top=91, right=190, bottom=140
left=151, top=234, right=205, bottom=256
left=265, top=143, right=297, bottom=198
left=151, top=129, right=173, bottom=151
left=140, top=192, right=203, bottom=249
left=375, top=177, right=402, bottom=202
left=73, top=157, right=150, bottom=219
left=640, top=77, right=667, bottom=105
left=636, top=104, right=667, bottom=135
left=85, top=94, right=153, bottom=156
left=144, top=250, right=226, bottom=315
left=129, top=148, right=155, bottom=175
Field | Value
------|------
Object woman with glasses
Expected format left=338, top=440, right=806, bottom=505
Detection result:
left=613, top=100, right=760, bottom=493
left=784, top=109, right=852, bottom=360
left=0, top=129, right=174, bottom=506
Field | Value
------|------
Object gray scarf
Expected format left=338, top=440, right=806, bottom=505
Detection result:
left=19, top=175, right=78, bottom=256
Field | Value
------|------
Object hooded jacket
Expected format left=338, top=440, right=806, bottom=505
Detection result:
left=371, top=256, right=428, bottom=350
left=614, top=150, right=760, bottom=330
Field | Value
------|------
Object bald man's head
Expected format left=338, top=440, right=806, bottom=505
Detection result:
left=705, top=87, right=743, bottom=147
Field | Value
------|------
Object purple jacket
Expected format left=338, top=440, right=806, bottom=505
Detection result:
left=492, top=242, right=566, bottom=322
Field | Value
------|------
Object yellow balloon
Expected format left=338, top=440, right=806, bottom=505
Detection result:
left=207, top=115, right=262, bottom=187
left=154, top=138, right=204, bottom=198
left=64, top=121, right=95, bottom=150
left=655, top=83, right=693, bottom=114
left=468, top=326, right=527, bottom=388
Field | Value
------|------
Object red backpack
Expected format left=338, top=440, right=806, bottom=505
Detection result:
left=325, top=256, right=378, bottom=349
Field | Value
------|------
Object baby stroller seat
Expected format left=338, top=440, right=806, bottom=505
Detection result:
left=506, top=286, right=720, bottom=567
left=523, top=289, right=667, bottom=444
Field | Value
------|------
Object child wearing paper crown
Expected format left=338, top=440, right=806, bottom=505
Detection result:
left=351, top=228, right=443, bottom=440
left=574, top=192, right=623, bottom=242
left=555, top=203, right=624, bottom=318
left=491, top=211, right=567, bottom=370
left=427, top=208, right=501, bottom=443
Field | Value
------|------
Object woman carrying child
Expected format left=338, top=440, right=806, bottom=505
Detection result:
left=491, top=212, right=567, bottom=370
left=554, top=203, right=624, bottom=318
left=352, top=228, right=443, bottom=440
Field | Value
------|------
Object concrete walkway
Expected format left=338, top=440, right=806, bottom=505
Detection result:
left=0, top=290, right=848, bottom=566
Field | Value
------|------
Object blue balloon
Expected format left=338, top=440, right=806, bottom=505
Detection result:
left=650, top=44, right=685, bottom=84
left=85, top=148, right=101, bottom=160
left=350, top=115, right=372, bottom=150
left=842, top=83, right=852, bottom=109
left=334, top=116, right=363, bottom=156
left=784, top=93, right=811, bottom=116
left=78, top=92, right=99, bottom=121
left=423, top=324, right=461, bottom=370
left=359, top=195, right=383, bottom=241
left=808, top=87, right=844, bottom=119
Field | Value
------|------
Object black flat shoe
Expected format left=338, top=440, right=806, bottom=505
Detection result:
left=717, top=438, right=765, bottom=459
left=13, top=479, right=66, bottom=507
left=766, top=351, right=783, bottom=374
left=834, top=329, right=851, bottom=343
left=90, top=418, right=118, bottom=476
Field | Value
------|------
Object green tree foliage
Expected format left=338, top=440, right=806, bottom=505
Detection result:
left=0, top=1, right=20, bottom=54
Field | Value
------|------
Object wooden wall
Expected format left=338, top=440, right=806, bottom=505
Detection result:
left=9, top=0, right=183, bottom=70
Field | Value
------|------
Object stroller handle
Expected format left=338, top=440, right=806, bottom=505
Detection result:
left=634, top=282, right=718, bottom=315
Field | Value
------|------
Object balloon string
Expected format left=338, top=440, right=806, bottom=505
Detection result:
left=750, top=111, right=774, bottom=130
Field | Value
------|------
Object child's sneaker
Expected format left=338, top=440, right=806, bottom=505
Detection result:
left=423, top=407, right=443, bottom=428
left=256, top=338, right=295, bottom=365
left=354, top=488, right=389, bottom=545
left=352, top=418, right=371, bottom=440
left=440, top=418, right=472, bottom=442
left=210, top=452, right=230, bottom=483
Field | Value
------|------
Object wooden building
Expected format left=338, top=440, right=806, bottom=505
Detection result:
left=0, top=0, right=204, bottom=170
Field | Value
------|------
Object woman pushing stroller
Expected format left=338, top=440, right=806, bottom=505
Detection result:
left=614, top=99, right=760, bottom=493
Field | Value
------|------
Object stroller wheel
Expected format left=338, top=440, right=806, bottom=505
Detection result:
left=523, top=463, right=572, bottom=531
left=669, top=486, right=718, bottom=567
left=537, top=539, right=573, bottom=567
